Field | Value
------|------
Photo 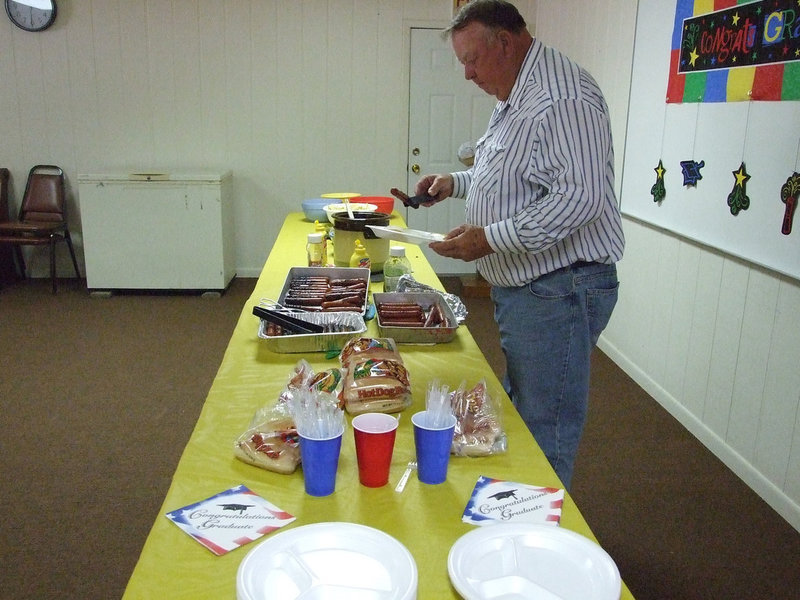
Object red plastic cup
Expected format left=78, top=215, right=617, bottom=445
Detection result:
left=352, top=413, right=399, bottom=487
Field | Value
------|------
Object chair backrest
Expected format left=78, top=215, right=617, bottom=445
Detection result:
left=0, top=168, right=9, bottom=221
left=20, top=165, right=66, bottom=223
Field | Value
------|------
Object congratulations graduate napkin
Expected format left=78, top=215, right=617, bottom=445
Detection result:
left=165, top=484, right=295, bottom=555
left=462, top=476, right=564, bottom=527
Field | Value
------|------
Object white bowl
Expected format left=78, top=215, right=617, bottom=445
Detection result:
left=324, top=203, right=378, bottom=224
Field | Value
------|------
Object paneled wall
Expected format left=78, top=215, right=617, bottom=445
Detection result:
left=605, top=218, right=800, bottom=526
left=535, top=1, right=800, bottom=530
left=0, top=0, right=533, bottom=277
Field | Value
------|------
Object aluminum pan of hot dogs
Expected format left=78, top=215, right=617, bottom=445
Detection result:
left=277, top=267, right=371, bottom=315
left=256, top=307, right=367, bottom=353
left=374, top=292, right=458, bottom=344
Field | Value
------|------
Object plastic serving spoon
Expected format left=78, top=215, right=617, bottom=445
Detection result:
left=343, top=198, right=355, bottom=219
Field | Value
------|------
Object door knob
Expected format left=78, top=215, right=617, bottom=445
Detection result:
left=411, top=164, right=420, bottom=174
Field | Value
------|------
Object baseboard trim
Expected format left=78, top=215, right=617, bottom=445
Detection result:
left=235, top=268, right=264, bottom=278
left=597, top=336, right=800, bottom=533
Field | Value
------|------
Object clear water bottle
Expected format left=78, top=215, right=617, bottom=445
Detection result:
left=383, top=245, right=412, bottom=292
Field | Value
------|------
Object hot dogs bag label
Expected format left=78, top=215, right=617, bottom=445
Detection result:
left=351, top=358, right=410, bottom=398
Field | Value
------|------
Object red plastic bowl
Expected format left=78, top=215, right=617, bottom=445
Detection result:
left=356, top=196, right=395, bottom=215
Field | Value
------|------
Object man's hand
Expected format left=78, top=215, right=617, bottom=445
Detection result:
left=429, top=224, right=493, bottom=262
left=415, top=174, right=454, bottom=205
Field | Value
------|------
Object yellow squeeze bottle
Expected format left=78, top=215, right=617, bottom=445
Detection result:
left=349, top=239, right=370, bottom=270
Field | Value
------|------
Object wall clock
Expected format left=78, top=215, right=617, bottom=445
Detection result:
left=5, top=0, right=57, bottom=32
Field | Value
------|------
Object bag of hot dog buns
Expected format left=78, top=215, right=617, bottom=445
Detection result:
left=233, top=400, right=300, bottom=474
left=449, top=379, right=507, bottom=457
left=234, top=360, right=344, bottom=473
left=339, top=337, right=412, bottom=415
left=277, top=359, right=345, bottom=409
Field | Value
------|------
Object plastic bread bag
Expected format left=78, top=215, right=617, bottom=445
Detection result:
left=234, top=360, right=344, bottom=473
left=233, top=398, right=301, bottom=474
left=278, top=358, right=345, bottom=409
left=449, top=379, right=507, bottom=457
left=339, top=337, right=412, bottom=415
left=339, top=337, right=401, bottom=368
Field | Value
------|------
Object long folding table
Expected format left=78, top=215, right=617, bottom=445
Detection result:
left=123, top=212, right=634, bottom=599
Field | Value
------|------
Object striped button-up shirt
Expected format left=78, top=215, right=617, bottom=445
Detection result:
left=451, top=38, right=625, bottom=288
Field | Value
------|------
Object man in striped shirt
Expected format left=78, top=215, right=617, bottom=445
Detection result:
left=420, top=0, right=625, bottom=490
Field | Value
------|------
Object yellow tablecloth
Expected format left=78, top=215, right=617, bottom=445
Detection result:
left=123, top=212, right=634, bottom=599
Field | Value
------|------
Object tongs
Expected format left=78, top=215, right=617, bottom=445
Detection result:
left=252, top=305, right=324, bottom=334
left=390, top=188, right=437, bottom=209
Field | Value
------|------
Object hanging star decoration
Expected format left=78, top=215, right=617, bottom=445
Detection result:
left=727, top=162, right=751, bottom=215
left=679, top=159, right=705, bottom=186
left=651, top=159, right=666, bottom=203
left=780, top=172, right=799, bottom=235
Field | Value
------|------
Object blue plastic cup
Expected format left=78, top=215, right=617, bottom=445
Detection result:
left=299, top=429, right=344, bottom=496
left=411, top=411, right=456, bottom=484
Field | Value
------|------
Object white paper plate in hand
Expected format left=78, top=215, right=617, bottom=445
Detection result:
left=447, top=523, right=621, bottom=600
left=366, top=225, right=445, bottom=244
left=237, top=522, right=418, bottom=600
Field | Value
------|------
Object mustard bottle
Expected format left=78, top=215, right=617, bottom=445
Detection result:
left=349, top=239, right=371, bottom=270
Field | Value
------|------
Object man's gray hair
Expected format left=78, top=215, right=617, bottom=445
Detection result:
left=444, top=0, right=527, bottom=38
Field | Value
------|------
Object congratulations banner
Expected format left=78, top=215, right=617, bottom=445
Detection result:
left=667, top=0, right=800, bottom=103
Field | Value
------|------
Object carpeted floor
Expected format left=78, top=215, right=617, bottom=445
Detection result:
left=1, top=275, right=798, bottom=600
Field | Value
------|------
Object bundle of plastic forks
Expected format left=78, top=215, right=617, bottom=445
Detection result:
left=425, top=379, right=453, bottom=428
left=286, top=388, right=344, bottom=439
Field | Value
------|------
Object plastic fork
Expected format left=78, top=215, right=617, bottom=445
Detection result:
left=395, top=460, right=417, bottom=493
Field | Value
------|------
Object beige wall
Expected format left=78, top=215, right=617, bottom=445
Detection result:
left=0, top=0, right=534, bottom=277
left=2, top=0, right=798, bottom=530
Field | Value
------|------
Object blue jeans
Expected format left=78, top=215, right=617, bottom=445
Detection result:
left=491, top=262, right=619, bottom=490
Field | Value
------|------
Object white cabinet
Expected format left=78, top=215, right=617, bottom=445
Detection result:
left=78, top=171, right=235, bottom=290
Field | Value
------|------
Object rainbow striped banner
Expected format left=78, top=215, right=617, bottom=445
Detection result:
left=667, top=0, right=800, bottom=103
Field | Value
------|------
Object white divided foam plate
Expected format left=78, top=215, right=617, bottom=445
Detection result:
left=237, top=522, right=418, bottom=600
left=448, top=523, right=621, bottom=600
left=366, top=225, right=445, bottom=244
